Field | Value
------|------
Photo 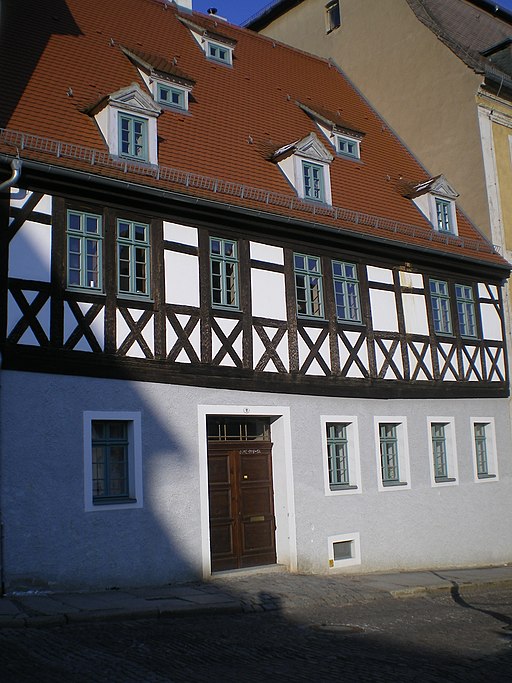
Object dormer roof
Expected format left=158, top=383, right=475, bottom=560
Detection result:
left=272, top=132, right=334, bottom=163
left=87, top=82, right=161, bottom=117
left=297, top=102, right=365, bottom=140
left=403, top=175, right=459, bottom=200
left=121, top=46, right=195, bottom=87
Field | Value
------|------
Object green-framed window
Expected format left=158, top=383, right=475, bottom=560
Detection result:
left=207, top=41, right=232, bottom=64
left=431, top=423, right=448, bottom=480
left=92, top=420, right=129, bottom=501
left=210, top=237, right=239, bottom=309
left=67, top=210, right=103, bottom=291
left=118, top=113, right=148, bottom=161
left=379, top=423, right=400, bottom=484
left=336, top=136, right=359, bottom=158
left=117, top=219, right=150, bottom=297
left=455, top=284, right=477, bottom=337
left=332, top=260, right=361, bottom=322
left=435, top=198, right=453, bottom=233
left=302, top=161, right=325, bottom=202
left=430, top=279, right=452, bottom=334
left=294, top=253, right=323, bottom=318
left=326, top=422, right=350, bottom=488
left=157, top=83, right=187, bottom=110
left=474, top=423, right=489, bottom=477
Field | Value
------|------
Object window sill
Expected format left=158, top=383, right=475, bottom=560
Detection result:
left=477, top=473, right=496, bottom=480
left=382, top=480, right=408, bottom=487
left=93, top=497, right=137, bottom=506
left=330, top=484, right=358, bottom=491
left=434, top=477, right=456, bottom=483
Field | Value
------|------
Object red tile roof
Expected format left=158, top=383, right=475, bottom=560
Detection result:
left=0, top=0, right=507, bottom=268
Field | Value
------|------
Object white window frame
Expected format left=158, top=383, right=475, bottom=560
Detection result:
left=428, top=194, right=458, bottom=235
left=470, top=417, right=499, bottom=483
left=427, top=417, right=458, bottom=487
left=321, top=416, right=361, bottom=496
left=327, top=532, right=361, bottom=569
left=374, top=417, right=411, bottom=491
left=293, top=154, right=332, bottom=205
left=83, top=411, right=143, bottom=511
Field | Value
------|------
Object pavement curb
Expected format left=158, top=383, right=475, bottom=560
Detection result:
left=389, top=576, right=512, bottom=599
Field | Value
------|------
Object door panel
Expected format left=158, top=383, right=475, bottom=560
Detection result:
left=208, top=441, right=276, bottom=571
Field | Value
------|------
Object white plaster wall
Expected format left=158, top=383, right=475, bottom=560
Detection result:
left=2, top=371, right=512, bottom=590
left=402, top=293, right=429, bottom=336
left=163, top=222, right=198, bottom=246
left=251, top=270, right=287, bottom=320
left=164, top=252, right=200, bottom=307
left=369, top=289, right=398, bottom=331
left=480, top=303, right=503, bottom=341
left=9, top=221, right=52, bottom=282
left=249, top=242, right=284, bottom=264
left=367, top=266, right=393, bottom=284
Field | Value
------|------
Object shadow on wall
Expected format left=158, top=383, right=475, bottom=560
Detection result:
left=0, top=0, right=82, bottom=130
left=0, top=188, right=203, bottom=592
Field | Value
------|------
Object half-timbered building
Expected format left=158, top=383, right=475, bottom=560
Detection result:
left=1, top=0, right=511, bottom=591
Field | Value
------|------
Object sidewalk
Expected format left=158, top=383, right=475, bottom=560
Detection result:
left=1, top=564, right=512, bottom=628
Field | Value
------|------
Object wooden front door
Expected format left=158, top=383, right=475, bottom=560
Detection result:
left=208, top=441, right=277, bottom=572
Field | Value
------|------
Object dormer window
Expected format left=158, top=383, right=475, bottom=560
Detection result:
left=435, top=198, right=453, bottom=233
left=207, top=40, right=232, bottom=65
left=156, top=82, right=188, bottom=110
left=335, top=134, right=360, bottom=159
left=297, top=102, right=365, bottom=161
left=179, top=17, right=236, bottom=67
left=405, top=175, right=459, bottom=236
left=119, top=113, right=148, bottom=161
left=303, top=161, right=325, bottom=202
left=90, top=83, right=161, bottom=165
left=120, top=47, right=195, bottom=113
left=273, top=132, right=334, bottom=205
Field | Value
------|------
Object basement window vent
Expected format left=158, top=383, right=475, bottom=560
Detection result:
left=333, top=540, right=353, bottom=561
left=328, top=532, right=361, bottom=568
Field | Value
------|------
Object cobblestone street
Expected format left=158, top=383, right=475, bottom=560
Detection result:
left=1, top=585, right=511, bottom=681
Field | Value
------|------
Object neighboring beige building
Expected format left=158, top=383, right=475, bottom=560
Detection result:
left=249, top=0, right=512, bottom=263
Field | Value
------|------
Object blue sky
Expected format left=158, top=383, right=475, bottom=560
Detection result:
left=191, top=0, right=512, bottom=27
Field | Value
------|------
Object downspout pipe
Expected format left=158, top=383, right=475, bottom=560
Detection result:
left=0, top=158, right=21, bottom=594
left=0, top=158, right=22, bottom=192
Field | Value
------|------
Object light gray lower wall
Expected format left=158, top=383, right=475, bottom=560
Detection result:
left=1, top=370, right=512, bottom=591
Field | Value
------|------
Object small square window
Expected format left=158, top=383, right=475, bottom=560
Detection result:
left=328, top=533, right=361, bottom=568
left=157, top=83, right=187, bottom=110
left=118, top=113, right=148, bottom=161
left=207, top=41, right=232, bottom=65
left=84, top=411, right=143, bottom=511
left=326, top=1, right=341, bottom=32
left=336, top=135, right=359, bottom=159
